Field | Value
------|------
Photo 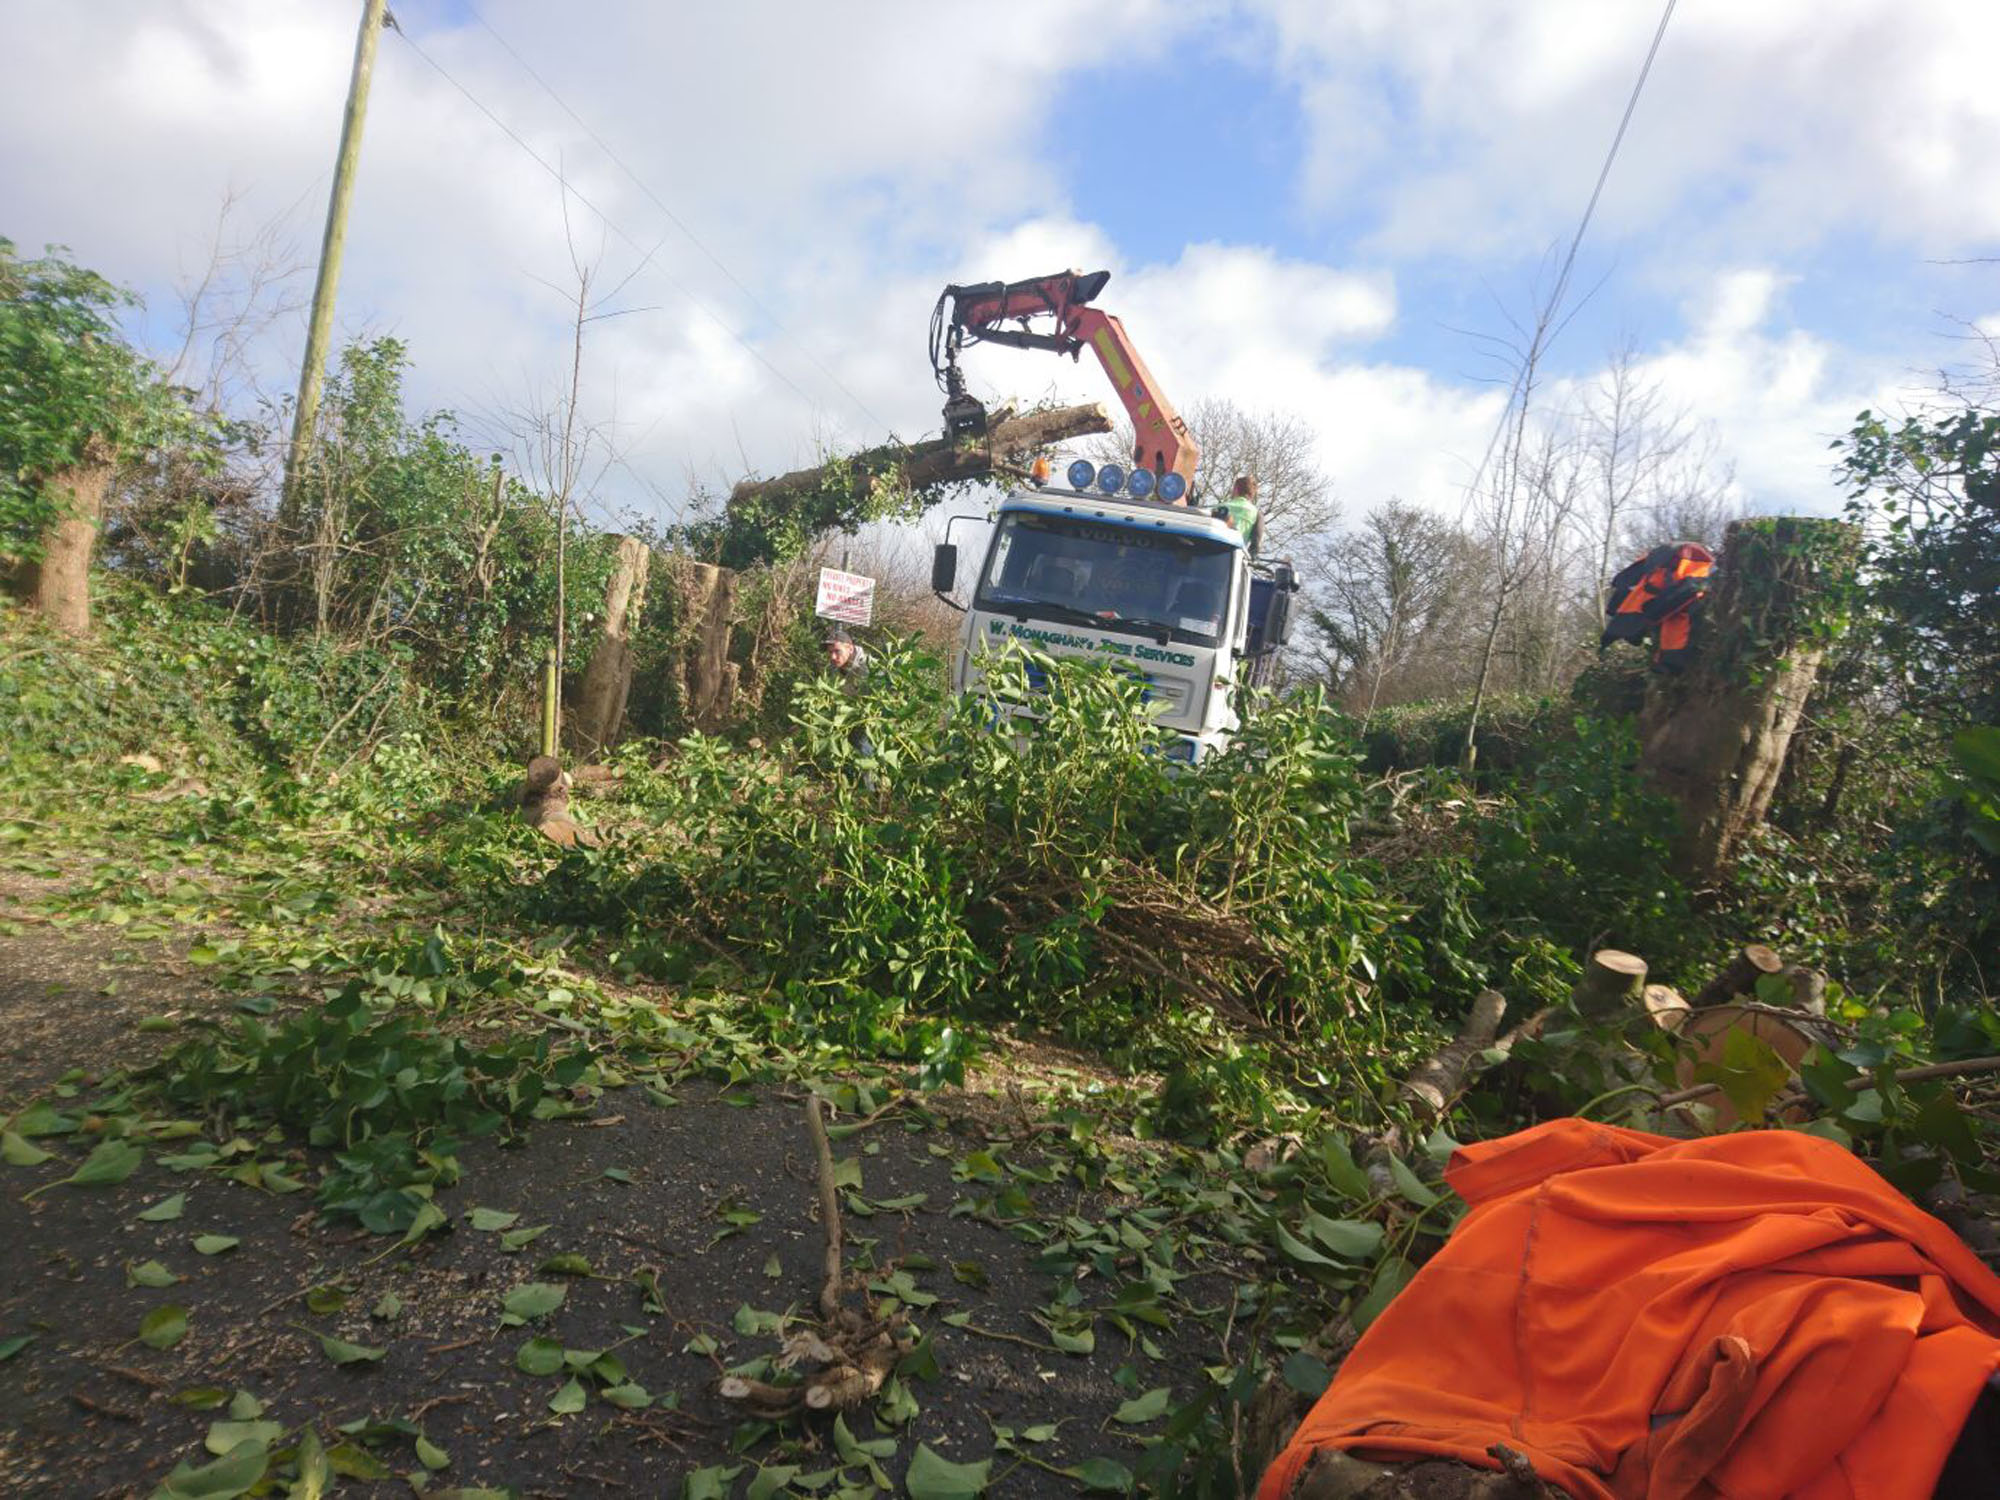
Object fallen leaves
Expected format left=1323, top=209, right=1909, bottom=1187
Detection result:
left=139, top=1305, right=189, bottom=1350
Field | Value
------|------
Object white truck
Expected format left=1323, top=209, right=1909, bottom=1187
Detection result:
left=930, top=459, right=1298, bottom=764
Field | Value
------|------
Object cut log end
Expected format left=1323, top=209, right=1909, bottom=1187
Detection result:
left=1644, top=984, right=1690, bottom=1032
left=1573, top=949, right=1648, bottom=1018
left=1693, top=943, right=1788, bottom=1010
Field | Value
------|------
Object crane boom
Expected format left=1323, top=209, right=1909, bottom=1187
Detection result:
left=932, top=269, right=1201, bottom=494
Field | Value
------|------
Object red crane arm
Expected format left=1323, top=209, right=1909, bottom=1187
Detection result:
left=1062, top=305, right=1197, bottom=485
left=940, top=270, right=1201, bottom=489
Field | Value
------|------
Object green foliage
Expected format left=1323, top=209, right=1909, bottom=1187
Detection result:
left=679, top=450, right=928, bottom=571
left=0, top=583, right=430, bottom=780
left=147, top=956, right=594, bottom=1231
left=286, top=339, right=606, bottom=705
left=1466, top=715, right=1691, bottom=963
left=1953, top=726, right=2000, bottom=856
left=1838, top=404, right=2000, bottom=725
left=0, top=239, right=213, bottom=563
left=1705, top=517, right=1861, bottom=689
left=533, top=642, right=1448, bottom=1084
left=1359, top=692, right=1563, bottom=778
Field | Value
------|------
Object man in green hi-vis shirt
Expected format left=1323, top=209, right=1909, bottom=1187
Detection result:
left=1224, top=475, right=1262, bottom=555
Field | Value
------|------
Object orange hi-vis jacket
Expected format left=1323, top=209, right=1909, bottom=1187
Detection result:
left=1602, top=542, right=1714, bottom=667
left=1259, top=1120, right=2000, bottom=1500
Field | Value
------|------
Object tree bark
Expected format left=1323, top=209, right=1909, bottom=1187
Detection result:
left=18, top=444, right=116, bottom=637
left=1637, top=518, right=1860, bottom=882
left=727, top=402, right=1113, bottom=513
left=675, top=559, right=738, bottom=731
left=1692, top=944, right=1785, bottom=1010
left=568, top=535, right=651, bottom=759
left=1399, top=990, right=1507, bottom=1122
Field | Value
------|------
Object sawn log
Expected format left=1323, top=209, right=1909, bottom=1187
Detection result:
left=727, top=402, right=1113, bottom=512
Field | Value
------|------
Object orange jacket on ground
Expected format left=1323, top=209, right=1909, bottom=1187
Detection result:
left=1259, top=1120, right=2000, bottom=1500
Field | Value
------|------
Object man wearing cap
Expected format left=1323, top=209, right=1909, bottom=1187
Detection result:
left=825, top=626, right=870, bottom=679
left=824, top=627, right=876, bottom=782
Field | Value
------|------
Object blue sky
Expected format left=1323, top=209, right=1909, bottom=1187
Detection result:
left=1047, top=9, right=1986, bottom=392
left=2, top=0, right=1997, bottom=529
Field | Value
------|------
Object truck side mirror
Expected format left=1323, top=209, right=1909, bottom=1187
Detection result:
left=1268, top=590, right=1293, bottom=647
left=931, top=543, right=958, bottom=595
left=1264, top=567, right=1296, bottom=647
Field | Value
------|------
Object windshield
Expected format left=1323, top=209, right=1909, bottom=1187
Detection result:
left=975, top=512, right=1235, bottom=647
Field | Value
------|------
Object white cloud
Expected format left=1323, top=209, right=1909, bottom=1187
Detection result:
left=0, top=0, right=1206, bottom=516
left=1256, top=0, right=2000, bottom=263
left=1600, top=265, right=1892, bottom=513
left=0, top=0, right=1969, bottom=536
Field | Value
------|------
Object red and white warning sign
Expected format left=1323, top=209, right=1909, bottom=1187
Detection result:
left=814, top=567, right=876, bottom=626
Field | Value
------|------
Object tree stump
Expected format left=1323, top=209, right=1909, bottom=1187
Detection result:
left=1571, top=950, right=1647, bottom=1019
left=675, top=560, right=739, bottom=731
left=569, top=535, right=651, bottom=758
left=17, top=443, right=116, bottom=637
left=1637, top=518, right=1859, bottom=882
left=1643, top=984, right=1690, bottom=1031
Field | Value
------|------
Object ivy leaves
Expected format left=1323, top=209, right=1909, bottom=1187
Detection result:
left=0, top=239, right=218, bottom=563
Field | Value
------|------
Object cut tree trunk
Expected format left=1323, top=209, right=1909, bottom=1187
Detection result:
left=1571, top=950, right=1647, bottom=1019
left=1692, top=944, right=1785, bottom=1010
left=1637, top=517, right=1860, bottom=883
left=1643, top=984, right=1690, bottom=1031
left=727, top=402, right=1113, bottom=514
left=1399, top=990, right=1507, bottom=1122
left=568, top=535, right=651, bottom=759
left=17, top=444, right=116, bottom=637
left=674, top=559, right=738, bottom=731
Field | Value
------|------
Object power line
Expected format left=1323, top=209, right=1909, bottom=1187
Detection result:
left=464, top=5, right=893, bottom=436
left=1547, top=0, right=1678, bottom=321
left=389, top=23, right=835, bottom=424
left=1453, top=0, right=1679, bottom=519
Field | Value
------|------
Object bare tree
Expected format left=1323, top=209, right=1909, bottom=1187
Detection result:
left=1459, top=295, right=1589, bottom=765
left=1092, top=397, right=1338, bottom=552
left=1483, top=422, right=1594, bottom=700
left=1624, top=437, right=1735, bottom=555
left=1300, top=501, right=1480, bottom=713
left=102, top=193, right=309, bottom=598
left=504, top=189, right=637, bottom=738
left=1574, top=340, right=1694, bottom=628
left=165, top=191, right=311, bottom=414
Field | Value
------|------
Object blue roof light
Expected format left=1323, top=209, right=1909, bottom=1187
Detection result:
left=1126, top=467, right=1155, bottom=499
left=1158, top=472, right=1188, bottom=503
left=1096, top=463, right=1126, bottom=494
left=1066, top=459, right=1096, bottom=490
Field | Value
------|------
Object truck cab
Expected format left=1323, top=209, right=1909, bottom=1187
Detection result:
left=932, top=462, right=1297, bottom=763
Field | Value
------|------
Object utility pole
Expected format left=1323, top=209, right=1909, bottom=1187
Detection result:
left=281, top=0, right=390, bottom=523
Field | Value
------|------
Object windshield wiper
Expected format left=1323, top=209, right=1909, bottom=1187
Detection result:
left=1097, top=613, right=1192, bottom=645
left=980, top=596, right=1104, bottom=629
